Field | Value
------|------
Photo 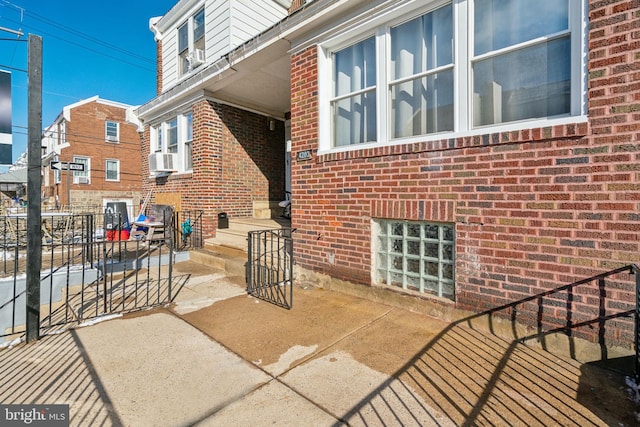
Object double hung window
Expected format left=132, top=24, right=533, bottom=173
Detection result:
left=178, top=8, right=206, bottom=76
left=151, top=112, right=193, bottom=174
left=472, top=0, right=571, bottom=126
left=105, top=121, right=119, bottom=143
left=332, top=37, right=377, bottom=147
left=321, top=0, right=584, bottom=150
left=106, top=159, right=120, bottom=181
left=167, top=119, right=178, bottom=154
left=390, top=6, right=454, bottom=138
left=185, top=113, right=193, bottom=171
left=73, top=156, right=90, bottom=184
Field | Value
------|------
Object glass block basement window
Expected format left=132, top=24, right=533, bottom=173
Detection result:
left=375, top=220, right=455, bottom=300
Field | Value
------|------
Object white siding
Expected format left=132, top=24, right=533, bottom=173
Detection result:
left=205, top=0, right=231, bottom=62
left=230, top=0, right=288, bottom=47
left=160, top=0, right=288, bottom=92
left=162, top=29, right=179, bottom=90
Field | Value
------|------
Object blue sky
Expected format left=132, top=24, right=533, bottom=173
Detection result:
left=0, top=0, right=177, bottom=168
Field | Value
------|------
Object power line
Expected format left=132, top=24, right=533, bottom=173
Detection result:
left=0, top=5, right=155, bottom=72
left=0, top=15, right=155, bottom=72
left=0, top=63, right=26, bottom=72
left=15, top=6, right=154, bottom=65
left=10, top=128, right=144, bottom=150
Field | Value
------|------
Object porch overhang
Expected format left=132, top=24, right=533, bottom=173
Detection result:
left=136, top=0, right=372, bottom=124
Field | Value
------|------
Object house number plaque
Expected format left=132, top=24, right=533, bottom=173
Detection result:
left=297, top=150, right=312, bottom=161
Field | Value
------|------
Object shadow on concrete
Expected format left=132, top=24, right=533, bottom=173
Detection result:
left=336, top=264, right=640, bottom=426
left=0, top=331, right=123, bottom=426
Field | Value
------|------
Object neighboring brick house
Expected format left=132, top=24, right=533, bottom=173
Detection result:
left=138, top=0, right=640, bottom=350
left=41, top=96, right=143, bottom=216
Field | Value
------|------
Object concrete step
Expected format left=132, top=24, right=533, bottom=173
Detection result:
left=210, top=217, right=291, bottom=252
left=189, top=248, right=247, bottom=278
left=224, top=218, right=291, bottom=232
left=252, top=200, right=281, bottom=219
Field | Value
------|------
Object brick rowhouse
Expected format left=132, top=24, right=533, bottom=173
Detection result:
left=289, top=0, right=640, bottom=348
left=45, top=99, right=142, bottom=207
left=142, top=98, right=284, bottom=238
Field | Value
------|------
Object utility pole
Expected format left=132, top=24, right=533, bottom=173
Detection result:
left=26, top=34, right=42, bottom=342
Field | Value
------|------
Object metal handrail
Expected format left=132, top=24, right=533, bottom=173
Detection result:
left=631, top=263, right=640, bottom=383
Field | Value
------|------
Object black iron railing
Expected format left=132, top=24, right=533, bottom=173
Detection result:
left=173, top=210, right=204, bottom=250
left=0, top=212, right=175, bottom=342
left=633, top=263, right=640, bottom=383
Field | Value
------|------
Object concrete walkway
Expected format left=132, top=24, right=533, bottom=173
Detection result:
left=0, top=261, right=637, bottom=426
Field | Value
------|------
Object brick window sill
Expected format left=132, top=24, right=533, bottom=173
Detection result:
left=317, top=121, right=590, bottom=163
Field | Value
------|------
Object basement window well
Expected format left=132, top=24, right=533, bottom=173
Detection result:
left=374, top=220, right=455, bottom=300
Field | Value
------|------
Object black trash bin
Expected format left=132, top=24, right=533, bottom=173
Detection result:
left=218, top=212, right=228, bottom=229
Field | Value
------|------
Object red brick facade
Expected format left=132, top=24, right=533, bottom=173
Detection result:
left=44, top=99, right=143, bottom=208
left=289, top=0, right=640, bottom=347
left=142, top=99, right=285, bottom=237
left=156, top=39, right=163, bottom=95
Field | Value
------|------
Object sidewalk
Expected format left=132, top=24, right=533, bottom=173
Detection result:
left=0, top=261, right=637, bottom=426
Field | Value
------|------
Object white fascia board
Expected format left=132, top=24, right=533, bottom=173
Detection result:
left=156, top=0, right=204, bottom=32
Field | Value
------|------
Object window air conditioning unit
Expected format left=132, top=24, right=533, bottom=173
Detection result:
left=76, top=176, right=90, bottom=184
left=149, top=153, right=177, bottom=173
left=188, top=49, right=206, bottom=67
left=106, top=135, right=118, bottom=143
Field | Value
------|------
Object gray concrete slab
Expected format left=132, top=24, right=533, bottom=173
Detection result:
left=0, top=264, right=637, bottom=426
left=281, top=350, right=456, bottom=427
left=197, top=380, right=340, bottom=426
left=74, top=312, right=270, bottom=427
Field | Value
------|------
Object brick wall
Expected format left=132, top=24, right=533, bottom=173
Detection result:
left=143, top=99, right=285, bottom=238
left=156, top=39, right=163, bottom=95
left=47, top=100, right=143, bottom=207
left=289, top=0, right=640, bottom=347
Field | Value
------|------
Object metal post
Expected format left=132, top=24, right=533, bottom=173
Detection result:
left=26, top=34, right=43, bottom=342
left=67, top=164, right=71, bottom=207
left=634, top=265, right=640, bottom=384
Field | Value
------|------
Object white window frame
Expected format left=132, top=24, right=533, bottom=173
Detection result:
left=151, top=125, right=164, bottom=152
left=151, top=111, right=193, bottom=174
left=105, top=159, right=120, bottom=182
left=184, top=112, right=193, bottom=171
left=72, top=156, right=90, bottom=184
left=105, top=121, right=119, bottom=143
left=317, top=0, right=587, bottom=154
left=167, top=118, right=178, bottom=153
left=58, top=121, right=66, bottom=146
left=177, top=7, right=206, bottom=77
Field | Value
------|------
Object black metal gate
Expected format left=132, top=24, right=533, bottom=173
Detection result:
left=0, top=212, right=176, bottom=341
left=247, top=228, right=293, bottom=309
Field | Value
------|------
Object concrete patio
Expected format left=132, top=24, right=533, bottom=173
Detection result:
left=0, top=259, right=638, bottom=426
